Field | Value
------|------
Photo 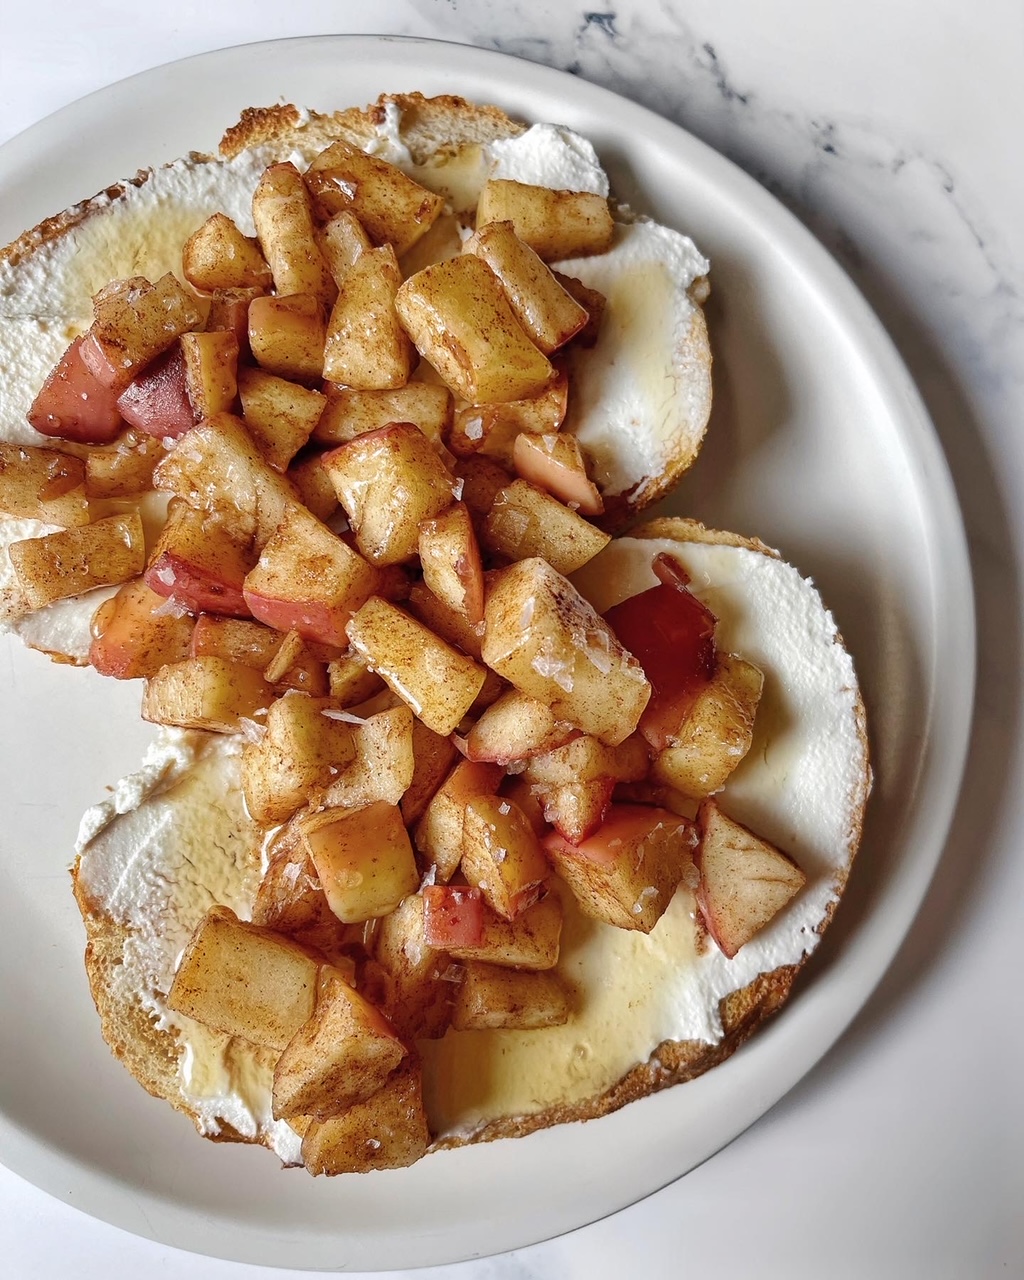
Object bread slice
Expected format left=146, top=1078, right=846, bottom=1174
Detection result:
left=0, top=93, right=711, bottom=664
left=70, top=519, right=869, bottom=1161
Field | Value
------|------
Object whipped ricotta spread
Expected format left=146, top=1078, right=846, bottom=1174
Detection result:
left=72, top=536, right=866, bottom=1143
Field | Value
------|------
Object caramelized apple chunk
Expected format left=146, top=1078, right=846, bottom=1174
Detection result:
left=481, top=557, right=650, bottom=746
left=543, top=804, right=696, bottom=933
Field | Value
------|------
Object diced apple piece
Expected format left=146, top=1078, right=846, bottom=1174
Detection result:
left=89, top=578, right=194, bottom=679
left=237, top=366, right=325, bottom=472
left=314, top=382, right=452, bottom=446
left=153, top=412, right=299, bottom=549
left=604, top=557, right=718, bottom=751
left=512, top=432, right=603, bottom=516
left=327, top=649, right=384, bottom=706
left=694, top=799, right=807, bottom=958
left=182, top=212, right=273, bottom=292
left=115, top=343, right=195, bottom=440
left=483, top=479, right=610, bottom=576
left=461, top=795, right=549, bottom=920
left=180, top=330, right=238, bottom=420
left=374, top=894, right=455, bottom=1040
left=0, top=443, right=88, bottom=526
left=501, top=774, right=550, bottom=837
left=528, top=732, right=658, bottom=843
left=543, top=805, right=695, bottom=933
left=405, top=581, right=483, bottom=661
left=260, top=628, right=330, bottom=696
left=284, top=450, right=337, bottom=522
left=347, top=596, right=486, bottom=737
left=534, top=778, right=613, bottom=846
left=446, top=892, right=562, bottom=970
left=466, top=689, right=579, bottom=766
left=272, top=971, right=406, bottom=1121
left=27, top=335, right=124, bottom=444
left=241, top=693, right=356, bottom=824
left=481, top=557, right=650, bottom=745
left=449, top=367, right=569, bottom=464
left=399, top=211, right=463, bottom=276
left=248, top=294, right=326, bottom=385
left=316, top=210, right=372, bottom=287
left=141, top=655, right=271, bottom=733
left=301, top=801, right=419, bottom=924
left=144, top=500, right=254, bottom=617
left=243, top=504, right=379, bottom=647
left=452, top=455, right=514, bottom=519
left=84, top=432, right=163, bottom=499
left=323, top=244, right=414, bottom=390
left=401, top=718, right=459, bottom=827
left=421, top=885, right=485, bottom=949
left=320, top=703, right=415, bottom=810
left=300, top=1059, right=429, bottom=1175
left=251, top=163, right=335, bottom=307
left=253, top=817, right=335, bottom=934
left=305, top=140, right=445, bottom=256
left=190, top=615, right=282, bottom=667
left=651, top=654, right=764, bottom=798
left=395, top=255, right=555, bottom=403
left=166, top=906, right=319, bottom=1051
left=323, top=422, right=454, bottom=566
left=452, top=962, right=570, bottom=1030
left=417, top=501, right=485, bottom=626
left=476, top=180, right=614, bottom=260
left=464, top=221, right=588, bottom=352
left=414, top=758, right=505, bottom=882
left=206, top=286, right=263, bottom=354
left=551, top=271, right=606, bottom=346
left=9, top=511, right=144, bottom=609
left=81, top=273, right=206, bottom=391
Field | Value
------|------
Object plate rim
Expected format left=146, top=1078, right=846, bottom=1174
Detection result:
left=0, top=32, right=976, bottom=1271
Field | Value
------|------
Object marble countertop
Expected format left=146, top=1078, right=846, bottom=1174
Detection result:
left=1, top=2, right=1021, bottom=1276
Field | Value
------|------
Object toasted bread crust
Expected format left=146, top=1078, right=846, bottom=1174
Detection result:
left=219, top=93, right=526, bottom=163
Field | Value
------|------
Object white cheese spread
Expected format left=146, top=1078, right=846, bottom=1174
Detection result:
left=74, top=728, right=302, bottom=1164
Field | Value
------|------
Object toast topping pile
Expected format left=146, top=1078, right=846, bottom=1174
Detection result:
left=0, top=97, right=867, bottom=1175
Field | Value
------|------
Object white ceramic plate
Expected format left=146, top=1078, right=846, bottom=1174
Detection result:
left=0, top=35, right=973, bottom=1272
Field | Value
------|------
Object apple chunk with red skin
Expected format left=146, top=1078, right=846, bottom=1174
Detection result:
left=422, top=884, right=485, bottom=950
left=243, top=504, right=379, bottom=648
left=90, top=578, right=194, bottom=679
left=543, top=804, right=696, bottom=933
left=604, top=554, right=717, bottom=751
left=694, top=799, right=807, bottom=959
left=144, top=500, right=254, bottom=617
left=116, top=344, right=195, bottom=440
left=27, top=335, right=124, bottom=444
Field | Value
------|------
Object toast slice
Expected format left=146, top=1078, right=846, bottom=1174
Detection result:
left=0, top=93, right=711, bottom=662
left=71, top=519, right=869, bottom=1161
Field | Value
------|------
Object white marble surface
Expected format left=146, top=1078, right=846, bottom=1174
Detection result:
left=1, top=2, right=1021, bottom=1277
